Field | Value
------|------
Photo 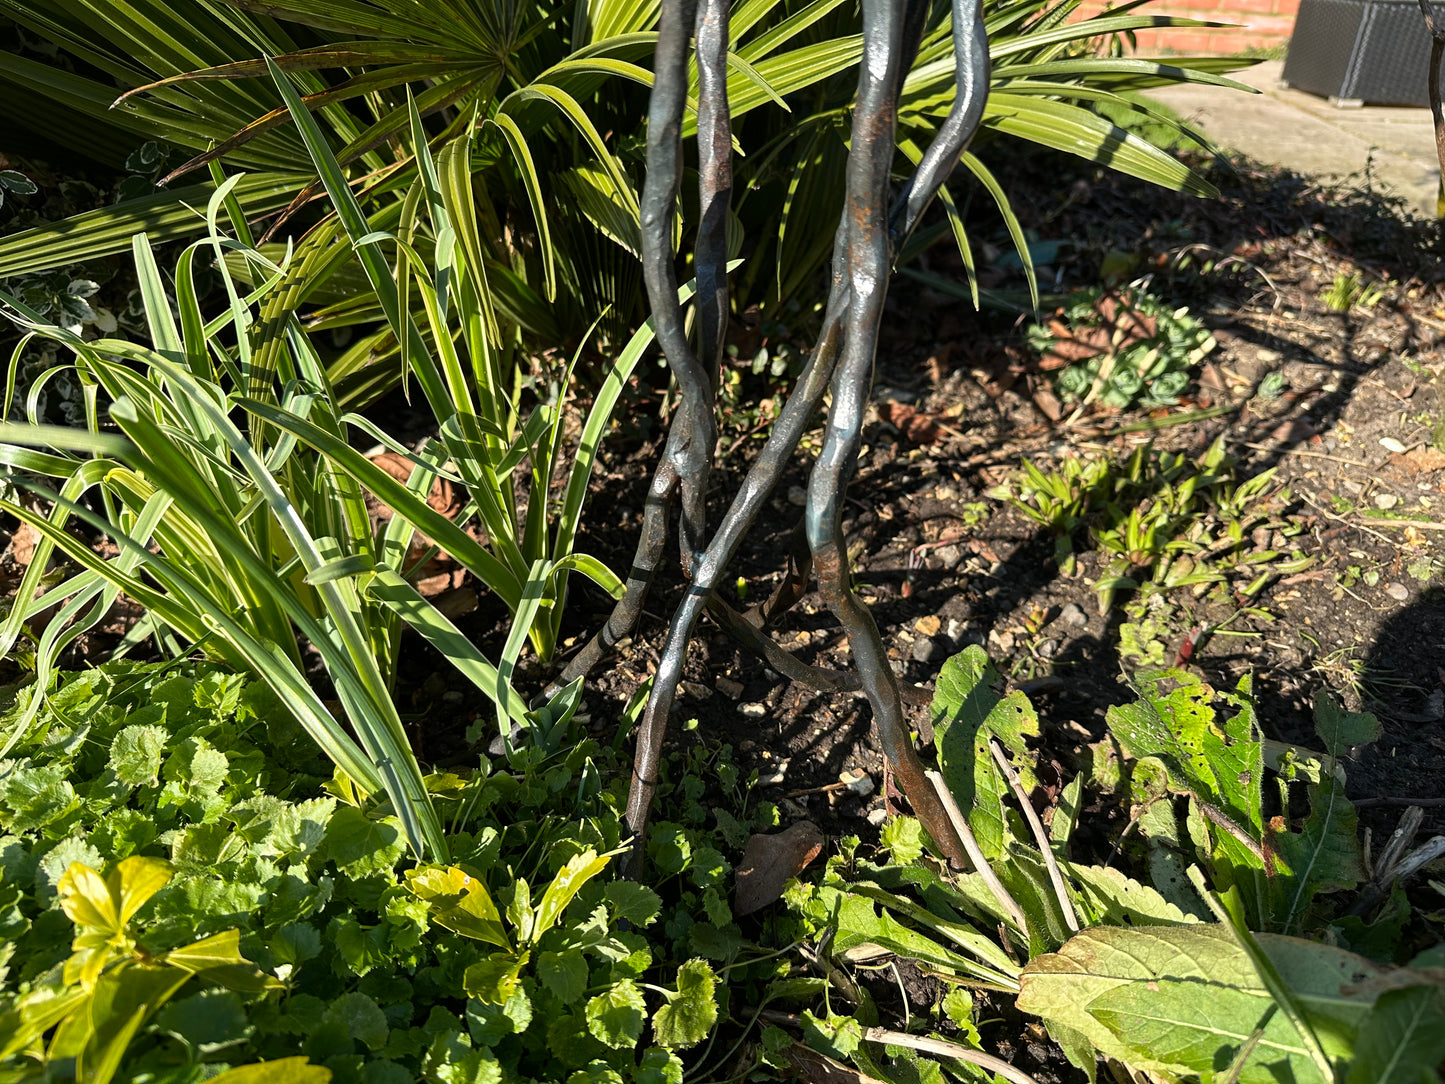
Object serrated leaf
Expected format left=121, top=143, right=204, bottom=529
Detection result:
left=585, top=979, right=646, bottom=1049
left=467, top=987, right=532, bottom=1047
left=323, top=806, right=405, bottom=881
left=1018, top=925, right=1379, bottom=1081
left=1064, top=862, right=1197, bottom=928
left=932, top=646, right=1040, bottom=858
left=1346, top=984, right=1445, bottom=1083
left=652, top=959, right=717, bottom=1049
left=538, top=949, right=589, bottom=1002
left=324, top=992, right=389, bottom=1051
left=634, top=1046, right=684, bottom=1084
left=109, top=724, right=168, bottom=787
left=880, top=816, right=925, bottom=864
left=604, top=881, right=661, bottom=927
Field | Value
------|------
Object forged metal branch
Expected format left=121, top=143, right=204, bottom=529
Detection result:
left=640, top=0, right=719, bottom=575
left=803, top=0, right=969, bottom=869
left=1419, top=0, right=1445, bottom=184
left=622, top=0, right=991, bottom=864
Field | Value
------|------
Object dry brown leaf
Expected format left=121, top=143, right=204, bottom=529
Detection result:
left=734, top=821, right=824, bottom=916
left=784, top=1044, right=887, bottom=1084
left=1394, top=446, right=1445, bottom=475
left=4, top=521, right=39, bottom=567
left=877, top=402, right=944, bottom=445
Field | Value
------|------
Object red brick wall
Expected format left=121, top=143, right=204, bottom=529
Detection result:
left=1074, top=0, right=1298, bottom=54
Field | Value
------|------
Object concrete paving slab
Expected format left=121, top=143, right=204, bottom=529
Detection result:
left=1147, top=60, right=1441, bottom=217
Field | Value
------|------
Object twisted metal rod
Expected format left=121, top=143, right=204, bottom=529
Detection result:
left=620, top=0, right=992, bottom=871
left=1420, top=0, right=1445, bottom=186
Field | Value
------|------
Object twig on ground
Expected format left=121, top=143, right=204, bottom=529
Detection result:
left=926, top=770, right=1031, bottom=934
left=987, top=739, right=1079, bottom=932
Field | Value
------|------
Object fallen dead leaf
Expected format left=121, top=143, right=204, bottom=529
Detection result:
left=1394, top=446, right=1445, bottom=474
left=878, top=402, right=944, bottom=445
left=785, top=1043, right=887, bottom=1084
left=4, top=520, right=39, bottom=567
left=734, top=821, right=825, bottom=916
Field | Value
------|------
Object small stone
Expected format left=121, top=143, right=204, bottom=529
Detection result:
left=1374, top=493, right=1399, bottom=510
left=1343, top=479, right=1363, bottom=496
left=866, top=807, right=888, bottom=826
left=946, top=618, right=965, bottom=641
left=1036, top=639, right=1059, bottom=659
left=759, top=759, right=789, bottom=786
left=1385, top=582, right=1410, bottom=602
left=683, top=681, right=712, bottom=700
left=716, top=676, right=744, bottom=699
left=740, top=702, right=767, bottom=717
left=911, top=636, right=942, bottom=663
left=840, top=769, right=875, bottom=798
left=787, top=485, right=808, bottom=506
left=1380, top=436, right=1408, bottom=454
left=934, top=544, right=963, bottom=568
left=989, top=629, right=1015, bottom=653
left=1059, top=602, right=1088, bottom=628
left=914, top=614, right=942, bottom=637
left=442, top=690, right=464, bottom=703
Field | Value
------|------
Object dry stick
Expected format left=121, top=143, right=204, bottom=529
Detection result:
left=988, top=739, right=1079, bottom=933
left=863, top=1028, right=1044, bottom=1084
left=926, top=770, right=1031, bottom=934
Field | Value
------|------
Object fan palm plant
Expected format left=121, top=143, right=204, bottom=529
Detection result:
left=0, top=0, right=1251, bottom=378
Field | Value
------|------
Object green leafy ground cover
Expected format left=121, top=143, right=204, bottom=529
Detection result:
left=1, top=651, right=1440, bottom=1082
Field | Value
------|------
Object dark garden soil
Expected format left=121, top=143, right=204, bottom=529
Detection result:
left=525, top=148, right=1445, bottom=857
left=3, top=143, right=1444, bottom=1081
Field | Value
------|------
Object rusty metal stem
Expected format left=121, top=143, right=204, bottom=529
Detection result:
left=1420, top=1, right=1445, bottom=185
left=611, top=0, right=990, bottom=868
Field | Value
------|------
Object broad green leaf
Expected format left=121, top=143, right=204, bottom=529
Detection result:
left=634, top=1047, right=684, bottom=1084
left=1089, top=977, right=1328, bottom=1083
left=322, top=806, right=406, bottom=881
left=109, top=724, right=168, bottom=787
left=58, top=861, right=120, bottom=935
left=652, top=959, right=718, bottom=1050
left=585, top=979, right=646, bottom=1049
left=1272, top=776, right=1364, bottom=935
left=1313, top=690, right=1381, bottom=758
left=538, top=950, right=590, bottom=1003
left=209, top=1058, right=332, bottom=1084
left=1346, top=985, right=1445, bottom=1084
left=1018, top=925, right=1380, bottom=1081
left=533, top=849, right=612, bottom=943
left=1063, top=862, right=1197, bottom=928
left=604, top=882, right=662, bottom=927
left=405, top=865, right=510, bottom=949
left=111, top=856, right=174, bottom=928
left=931, top=646, right=1039, bottom=858
left=464, top=952, right=529, bottom=1007
left=323, top=992, right=389, bottom=1051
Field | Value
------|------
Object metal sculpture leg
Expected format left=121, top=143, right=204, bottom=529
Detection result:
left=619, top=0, right=991, bottom=872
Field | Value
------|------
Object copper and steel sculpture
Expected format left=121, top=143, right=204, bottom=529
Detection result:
left=552, top=0, right=991, bottom=870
